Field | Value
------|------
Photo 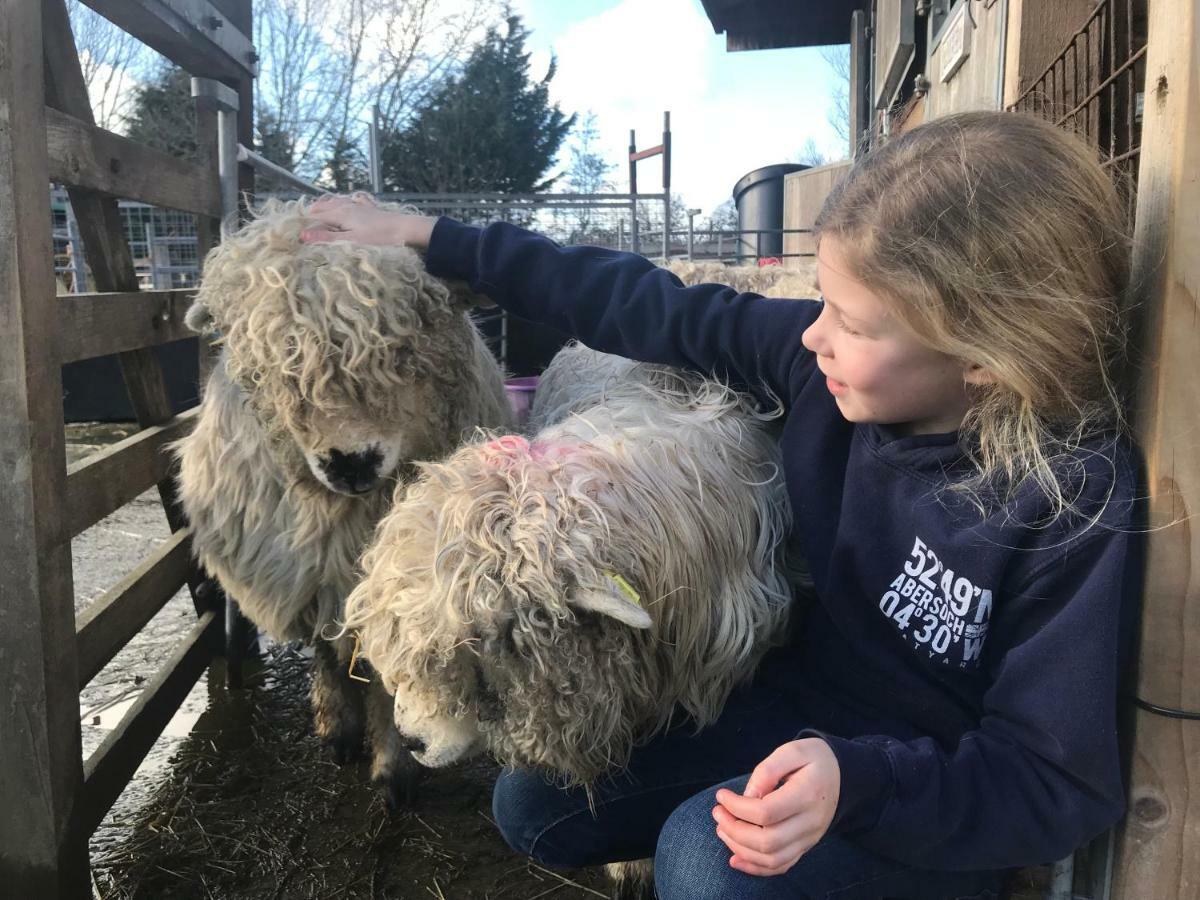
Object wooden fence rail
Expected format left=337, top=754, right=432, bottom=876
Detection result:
left=66, top=410, right=198, bottom=538
left=75, top=529, right=195, bottom=688
left=57, top=289, right=197, bottom=363
left=1, top=0, right=252, bottom=893
left=46, top=108, right=222, bottom=218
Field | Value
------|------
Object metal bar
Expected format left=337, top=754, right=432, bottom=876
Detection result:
left=662, top=112, right=670, bottom=262
left=500, top=311, right=509, bottom=372
left=1124, top=0, right=1134, bottom=165
left=383, top=199, right=664, bottom=211
left=189, top=76, right=238, bottom=113
left=236, top=145, right=321, bottom=196
left=145, top=223, right=157, bottom=288
left=191, top=78, right=240, bottom=225
left=1048, top=854, right=1074, bottom=900
left=628, top=129, right=639, bottom=255
left=216, top=110, right=239, bottom=225
left=380, top=192, right=666, bottom=202
left=1107, top=0, right=1117, bottom=161
left=1057, top=45, right=1147, bottom=128
left=67, top=212, right=86, bottom=293
left=369, top=103, right=382, bottom=194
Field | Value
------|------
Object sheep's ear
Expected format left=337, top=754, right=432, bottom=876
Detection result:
left=443, top=278, right=497, bottom=310
left=570, top=579, right=652, bottom=630
left=184, top=300, right=217, bottom=336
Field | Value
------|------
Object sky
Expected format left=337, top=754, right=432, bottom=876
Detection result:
left=510, top=0, right=846, bottom=217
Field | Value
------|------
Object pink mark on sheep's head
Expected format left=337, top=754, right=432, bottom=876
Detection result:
left=343, top=436, right=661, bottom=784
left=480, top=435, right=578, bottom=469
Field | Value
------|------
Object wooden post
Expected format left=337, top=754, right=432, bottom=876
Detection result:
left=0, top=0, right=89, bottom=894
left=1111, top=0, right=1200, bottom=895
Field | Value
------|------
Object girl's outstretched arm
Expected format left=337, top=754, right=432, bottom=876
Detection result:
left=303, top=199, right=820, bottom=406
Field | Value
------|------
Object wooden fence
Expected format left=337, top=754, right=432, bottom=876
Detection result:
left=0, top=0, right=254, bottom=894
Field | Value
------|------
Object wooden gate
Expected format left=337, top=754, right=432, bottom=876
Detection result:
left=0, top=1, right=254, bottom=893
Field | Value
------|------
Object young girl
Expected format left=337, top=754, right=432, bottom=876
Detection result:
left=301, top=111, right=1143, bottom=899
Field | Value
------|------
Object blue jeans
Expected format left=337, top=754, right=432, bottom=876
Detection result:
left=491, top=652, right=1006, bottom=899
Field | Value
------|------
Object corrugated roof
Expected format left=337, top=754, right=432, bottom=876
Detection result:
left=699, top=0, right=865, bottom=50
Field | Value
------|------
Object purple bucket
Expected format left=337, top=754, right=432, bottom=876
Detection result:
left=504, top=376, right=539, bottom=428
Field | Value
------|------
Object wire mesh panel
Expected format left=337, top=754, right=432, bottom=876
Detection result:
left=50, top=187, right=203, bottom=291
left=378, top=191, right=666, bottom=256
left=1009, top=0, right=1148, bottom=219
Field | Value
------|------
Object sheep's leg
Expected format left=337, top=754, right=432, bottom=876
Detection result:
left=309, top=638, right=366, bottom=764
left=366, top=678, right=422, bottom=810
left=604, top=860, right=656, bottom=900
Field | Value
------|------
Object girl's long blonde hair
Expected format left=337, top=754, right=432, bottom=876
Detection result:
left=815, top=111, right=1131, bottom=517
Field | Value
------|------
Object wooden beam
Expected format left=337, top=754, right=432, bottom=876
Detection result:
left=44, top=0, right=191, bottom=533
left=629, top=144, right=665, bottom=162
left=73, top=610, right=219, bottom=839
left=45, top=108, right=222, bottom=218
left=0, top=1, right=89, bottom=893
left=77, top=0, right=254, bottom=80
left=1111, top=0, right=1200, bottom=896
left=58, top=290, right=197, bottom=364
left=66, top=410, right=198, bottom=539
left=76, top=530, right=193, bottom=688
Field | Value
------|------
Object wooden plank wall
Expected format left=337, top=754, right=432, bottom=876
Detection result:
left=1112, top=0, right=1200, bottom=894
left=781, top=161, right=851, bottom=266
left=925, top=0, right=1007, bottom=118
left=0, top=2, right=90, bottom=893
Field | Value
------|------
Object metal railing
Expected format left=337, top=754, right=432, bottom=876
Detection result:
left=1009, top=0, right=1148, bottom=218
left=642, top=227, right=816, bottom=264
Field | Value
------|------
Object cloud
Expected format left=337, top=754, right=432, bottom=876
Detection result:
left=531, top=0, right=842, bottom=216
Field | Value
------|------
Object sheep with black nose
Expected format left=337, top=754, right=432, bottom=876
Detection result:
left=341, top=342, right=793, bottom=791
left=174, top=196, right=513, bottom=806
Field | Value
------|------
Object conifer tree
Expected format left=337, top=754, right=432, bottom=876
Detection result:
left=382, top=14, right=574, bottom=194
left=124, top=65, right=197, bottom=160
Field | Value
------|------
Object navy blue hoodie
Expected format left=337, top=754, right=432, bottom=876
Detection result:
left=426, top=218, right=1143, bottom=872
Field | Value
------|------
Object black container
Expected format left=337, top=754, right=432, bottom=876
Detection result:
left=61, top=339, right=201, bottom=422
left=732, top=163, right=809, bottom=262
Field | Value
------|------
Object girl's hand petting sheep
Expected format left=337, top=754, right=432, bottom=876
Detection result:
left=301, top=194, right=437, bottom=249
left=712, top=738, right=841, bottom=877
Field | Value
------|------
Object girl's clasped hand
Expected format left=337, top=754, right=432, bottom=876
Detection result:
left=713, top=738, right=840, bottom=876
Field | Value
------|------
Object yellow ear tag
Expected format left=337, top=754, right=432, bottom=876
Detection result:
left=348, top=634, right=371, bottom=683
left=605, top=572, right=642, bottom=607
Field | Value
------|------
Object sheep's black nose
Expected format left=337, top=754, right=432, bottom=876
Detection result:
left=320, top=447, right=384, bottom=494
left=399, top=734, right=426, bottom=755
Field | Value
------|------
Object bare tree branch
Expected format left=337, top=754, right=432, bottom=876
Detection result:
left=67, top=0, right=151, bottom=131
left=253, top=0, right=502, bottom=182
left=821, top=44, right=851, bottom=156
